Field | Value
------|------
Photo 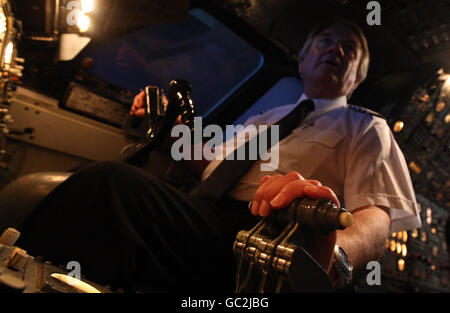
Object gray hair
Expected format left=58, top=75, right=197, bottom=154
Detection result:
left=298, top=17, right=370, bottom=97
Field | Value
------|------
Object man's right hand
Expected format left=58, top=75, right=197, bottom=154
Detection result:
left=130, top=89, right=173, bottom=120
left=129, top=88, right=207, bottom=176
left=130, top=90, right=146, bottom=117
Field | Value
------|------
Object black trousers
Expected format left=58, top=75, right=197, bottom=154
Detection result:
left=17, top=161, right=257, bottom=292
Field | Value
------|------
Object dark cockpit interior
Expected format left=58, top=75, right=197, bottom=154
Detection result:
left=0, top=0, right=448, bottom=298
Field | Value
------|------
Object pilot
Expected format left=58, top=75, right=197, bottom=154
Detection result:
left=16, top=17, right=420, bottom=292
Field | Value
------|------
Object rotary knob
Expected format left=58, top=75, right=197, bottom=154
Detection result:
left=0, top=228, right=21, bottom=264
left=0, top=228, right=21, bottom=246
left=0, top=273, right=26, bottom=293
left=7, top=249, right=34, bottom=272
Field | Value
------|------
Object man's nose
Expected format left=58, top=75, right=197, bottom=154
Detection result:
left=328, top=42, right=344, bottom=57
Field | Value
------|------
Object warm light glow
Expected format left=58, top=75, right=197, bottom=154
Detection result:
left=432, top=246, right=438, bottom=256
left=431, top=228, right=436, bottom=234
left=50, top=273, right=101, bottom=293
left=442, top=74, right=450, bottom=93
left=430, top=264, right=436, bottom=271
left=392, top=232, right=397, bottom=238
left=393, top=121, right=404, bottom=133
left=81, top=0, right=94, bottom=13
left=425, top=112, right=435, bottom=124
left=390, top=240, right=396, bottom=252
left=420, top=231, right=427, bottom=242
left=409, top=161, right=422, bottom=174
left=426, top=208, right=432, bottom=225
left=397, top=259, right=405, bottom=271
left=411, top=229, right=418, bottom=238
left=398, top=231, right=403, bottom=240
left=402, top=244, right=407, bottom=257
left=445, top=114, right=450, bottom=124
left=4, top=42, right=13, bottom=65
left=402, top=231, right=408, bottom=242
left=77, top=14, right=90, bottom=32
left=396, top=242, right=402, bottom=254
left=0, top=7, right=6, bottom=40
left=419, top=93, right=429, bottom=102
left=436, top=101, right=445, bottom=112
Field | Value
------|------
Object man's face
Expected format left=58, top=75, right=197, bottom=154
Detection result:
left=299, top=26, right=363, bottom=99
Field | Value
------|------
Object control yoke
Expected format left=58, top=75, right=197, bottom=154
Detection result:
left=122, top=79, right=195, bottom=165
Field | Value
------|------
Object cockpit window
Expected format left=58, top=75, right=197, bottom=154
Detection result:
left=82, top=8, right=264, bottom=117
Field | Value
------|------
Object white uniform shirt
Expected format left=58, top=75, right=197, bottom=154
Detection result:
left=202, top=94, right=422, bottom=232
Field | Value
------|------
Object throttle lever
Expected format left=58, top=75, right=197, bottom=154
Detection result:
left=233, top=197, right=353, bottom=293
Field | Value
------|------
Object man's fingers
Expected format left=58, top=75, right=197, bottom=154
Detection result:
left=130, top=91, right=145, bottom=116
left=303, top=185, right=340, bottom=207
left=252, top=172, right=303, bottom=216
left=134, top=108, right=146, bottom=117
left=268, top=180, right=307, bottom=209
left=163, top=95, right=169, bottom=109
left=259, top=175, right=271, bottom=185
left=307, top=180, right=322, bottom=186
left=269, top=180, right=340, bottom=209
left=132, top=91, right=145, bottom=108
left=251, top=174, right=282, bottom=216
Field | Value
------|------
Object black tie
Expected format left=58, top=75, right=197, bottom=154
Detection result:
left=190, top=99, right=315, bottom=203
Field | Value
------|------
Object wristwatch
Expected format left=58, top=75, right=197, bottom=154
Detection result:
left=332, top=245, right=353, bottom=289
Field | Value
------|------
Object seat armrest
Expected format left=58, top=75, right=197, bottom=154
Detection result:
left=0, top=172, right=72, bottom=231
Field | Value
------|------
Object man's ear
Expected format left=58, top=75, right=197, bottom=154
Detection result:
left=352, top=75, right=361, bottom=91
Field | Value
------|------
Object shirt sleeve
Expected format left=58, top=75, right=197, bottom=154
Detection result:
left=344, top=118, right=422, bottom=233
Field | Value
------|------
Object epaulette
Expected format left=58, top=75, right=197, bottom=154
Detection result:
left=349, top=105, right=385, bottom=119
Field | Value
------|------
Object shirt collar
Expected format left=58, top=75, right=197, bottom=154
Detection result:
left=295, top=93, right=347, bottom=121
